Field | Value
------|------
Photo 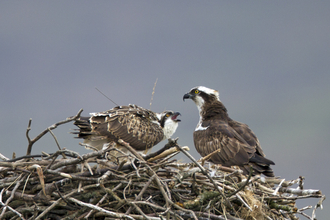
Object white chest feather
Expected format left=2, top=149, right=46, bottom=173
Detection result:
left=195, top=122, right=208, bottom=131
left=195, top=115, right=209, bottom=131
left=163, top=120, right=179, bottom=139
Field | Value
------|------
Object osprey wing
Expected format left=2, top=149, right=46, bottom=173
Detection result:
left=74, top=104, right=165, bottom=151
left=90, top=104, right=165, bottom=151
left=228, top=118, right=264, bottom=156
left=193, top=120, right=252, bottom=167
left=228, top=119, right=275, bottom=163
left=228, top=118, right=275, bottom=176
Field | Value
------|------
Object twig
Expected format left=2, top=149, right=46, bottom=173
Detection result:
left=273, top=178, right=285, bottom=195
left=147, top=146, right=190, bottom=162
left=49, top=147, right=113, bottom=170
left=175, top=141, right=233, bottom=209
left=0, top=160, right=51, bottom=168
left=150, top=78, right=158, bottom=108
left=278, top=187, right=322, bottom=196
left=85, top=193, right=108, bottom=219
left=129, top=214, right=162, bottom=220
left=0, top=189, right=25, bottom=220
left=118, top=138, right=197, bottom=220
left=99, top=182, right=125, bottom=209
left=36, top=184, right=100, bottom=220
left=1, top=178, right=22, bottom=217
left=1, top=113, right=326, bottom=220
left=311, top=195, right=325, bottom=219
left=47, top=128, right=67, bottom=159
left=67, top=197, right=135, bottom=220
left=26, top=109, right=83, bottom=155
left=200, top=147, right=222, bottom=165
left=95, top=87, right=119, bottom=106
left=29, top=164, right=46, bottom=195
left=131, top=202, right=152, bottom=219
left=226, top=166, right=253, bottom=197
left=296, top=208, right=313, bottom=220
left=0, top=153, right=9, bottom=161
left=125, top=174, right=156, bottom=215
left=194, top=211, right=243, bottom=220
left=122, top=177, right=132, bottom=201
left=143, top=138, right=178, bottom=161
left=236, top=193, right=252, bottom=211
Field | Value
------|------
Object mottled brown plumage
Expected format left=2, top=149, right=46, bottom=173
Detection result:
left=73, top=104, right=181, bottom=153
left=184, top=86, right=275, bottom=177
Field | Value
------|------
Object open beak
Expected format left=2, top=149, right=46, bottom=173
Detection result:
left=171, top=112, right=181, bottom=122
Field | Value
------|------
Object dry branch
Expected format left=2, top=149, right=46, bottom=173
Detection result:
left=0, top=112, right=326, bottom=220
left=25, top=109, right=83, bottom=155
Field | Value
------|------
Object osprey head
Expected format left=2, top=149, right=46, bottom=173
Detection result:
left=183, top=86, right=220, bottom=111
left=157, top=111, right=181, bottom=139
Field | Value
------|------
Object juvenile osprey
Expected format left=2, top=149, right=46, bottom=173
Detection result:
left=73, top=104, right=181, bottom=155
left=183, top=86, right=275, bottom=177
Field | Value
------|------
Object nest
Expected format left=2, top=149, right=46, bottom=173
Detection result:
left=0, top=110, right=325, bottom=220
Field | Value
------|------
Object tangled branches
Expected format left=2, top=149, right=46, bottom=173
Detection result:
left=0, top=111, right=325, bottom=219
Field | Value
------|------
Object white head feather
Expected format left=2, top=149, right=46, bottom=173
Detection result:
left=196, top=86, right=220, bottom=101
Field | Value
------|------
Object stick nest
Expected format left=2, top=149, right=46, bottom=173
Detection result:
left=0, top=110, right=325, bottom=220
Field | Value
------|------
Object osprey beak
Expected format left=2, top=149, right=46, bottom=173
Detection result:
left=172, top=112, right=181, bottom=122
left=183, top=93, right=192, bottom=101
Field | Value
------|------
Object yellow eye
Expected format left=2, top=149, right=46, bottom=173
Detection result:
left=194, top=89, right=199, bottom=94
left=166, top=113, right=170, bottom=117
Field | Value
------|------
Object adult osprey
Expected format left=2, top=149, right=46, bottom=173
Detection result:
left=73, top=104, right=181, bottom=156
left=183, top=86, right=275, bottom=177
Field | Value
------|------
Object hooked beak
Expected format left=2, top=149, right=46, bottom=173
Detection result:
left=183, top=93, right=192, bottom=102
left=172, top=112, right=181, bottom=122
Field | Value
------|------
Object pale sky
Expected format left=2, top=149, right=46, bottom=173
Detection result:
left=1, top=1, right=329, bottom=218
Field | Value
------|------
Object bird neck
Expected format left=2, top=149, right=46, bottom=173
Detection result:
left=163, top=120, right=178, bottom=139
left=200, top=101, right=229, bottom=121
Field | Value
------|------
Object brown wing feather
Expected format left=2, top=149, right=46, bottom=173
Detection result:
left=195, top=118, right=275, bottom=177
left=194, top=121, right=251, bottom=167
left=83, top=104, right=164, bottom=151
left=228, top=118, right=265, bottom=157
left=228, top=118, right=275, bottom=166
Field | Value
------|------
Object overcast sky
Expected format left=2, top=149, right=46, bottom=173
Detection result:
left=1, top=1, right=329, bottom=218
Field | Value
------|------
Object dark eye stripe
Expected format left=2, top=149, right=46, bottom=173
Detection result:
left=160, top=114, right=168, bottom=128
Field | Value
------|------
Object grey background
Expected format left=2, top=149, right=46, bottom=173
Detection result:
left=1, top=1, right=329, bottom=218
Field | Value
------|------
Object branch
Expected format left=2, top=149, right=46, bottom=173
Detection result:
left=67, top=197, right=135, bottom=220
left=174, top=140, right=233, bottom=209
left=143, top=138, right=178, bottom=161
left=26, top=109, right=83, bottom=155
left=0, top=189, right=25, bottom=220
left=278, top=187, right=322, bottom=196
left=226, top=166, right=253, bottom=197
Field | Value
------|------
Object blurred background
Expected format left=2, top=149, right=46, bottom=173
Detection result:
left=1, top=1, right=329, bottom=218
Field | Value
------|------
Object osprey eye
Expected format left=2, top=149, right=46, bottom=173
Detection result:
left=194, top=90, right=199, bottom=94
left=165, top=113, right=170, bottom=117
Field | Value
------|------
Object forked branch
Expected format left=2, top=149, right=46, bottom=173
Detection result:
left=25, top=109, right=83, bottom=155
